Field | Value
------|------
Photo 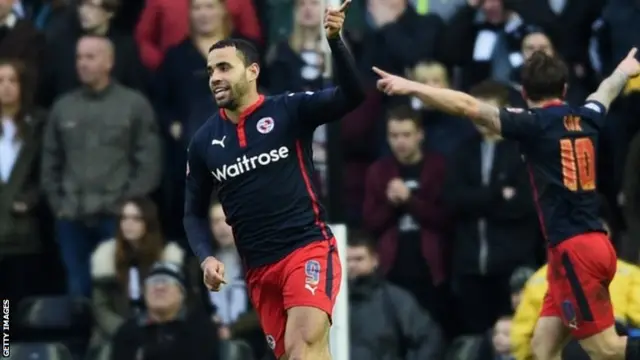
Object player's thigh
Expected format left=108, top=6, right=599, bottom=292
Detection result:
left=245, top=266, right=288, bottom=357
left=284, top=306, right=331, bottom=349
left=552, top=235, right=616, bottom=341
left=282, top=239, right=341, bottom=346
left=578, top=325, right=626, bottom=360
left=531, top=292, right=571, bottom=359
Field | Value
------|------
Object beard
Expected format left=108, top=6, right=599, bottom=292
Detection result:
left=214, top=79, right=249, bottom=110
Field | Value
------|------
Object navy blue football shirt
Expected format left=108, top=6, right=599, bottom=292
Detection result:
left=499, top=100, right=607, bottom=246
left=184, top=37, right=364, bottom=268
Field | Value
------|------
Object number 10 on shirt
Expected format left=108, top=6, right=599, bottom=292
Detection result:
left=560, top=137, right=596, bottom=192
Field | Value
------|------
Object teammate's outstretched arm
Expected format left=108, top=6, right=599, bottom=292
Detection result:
left=587, top=47, right=640, bottom=111
left=372, top=67, right=502, bottom=134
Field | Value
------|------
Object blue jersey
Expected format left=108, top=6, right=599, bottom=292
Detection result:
left=499, top=100, right=607, bottom=246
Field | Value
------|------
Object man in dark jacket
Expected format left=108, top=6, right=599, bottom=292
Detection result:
left=363, top=105, right=450, bottom=321
left=347, top=231, right=443, bottom=360
left=110, top=262, right=220, bottom=360
left=443, top=81, right=539, bottom=335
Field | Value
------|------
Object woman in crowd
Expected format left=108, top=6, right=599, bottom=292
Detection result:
left=0, top=59, right=46, bottom=305
left=266, top=0, right=327, bottom=93
left=88, top=196, right=186, bottom=358
left=154, top=0, right=239, bottom=240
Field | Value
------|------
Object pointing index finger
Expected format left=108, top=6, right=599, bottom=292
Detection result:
left=372, top=66, right=390, bottom=78
left=628, top=47, right=638, bottom=59
left=338, top=0, right=351, bottom=13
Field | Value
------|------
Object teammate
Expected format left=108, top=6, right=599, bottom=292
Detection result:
left=183, top=1, right=364, bottom=359
left=372, top=49, right=640, bottom=360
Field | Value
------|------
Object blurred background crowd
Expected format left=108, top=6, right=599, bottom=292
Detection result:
left=2, top=0, right=640, bottom=359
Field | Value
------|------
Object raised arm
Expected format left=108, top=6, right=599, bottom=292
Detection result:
left=587, top=48, right=640, bottom=110
left=372, top=67, right=502, bottom=133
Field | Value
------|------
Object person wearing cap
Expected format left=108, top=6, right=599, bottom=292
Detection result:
left=110, top=261, right=220, bottom=360
left=511, top=218, right=640, bottom=360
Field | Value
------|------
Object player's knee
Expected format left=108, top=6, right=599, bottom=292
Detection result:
left=579, top=330, right=626, bottom=360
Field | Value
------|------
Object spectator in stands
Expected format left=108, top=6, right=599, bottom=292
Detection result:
left=110, top=261, right=221, bottom=360
left=266, top=0, right=326, bottom=93
left=207, top=201, right=258, bottom=340
left=347, top=231, right=443, bottom=360
left=408, top=0, right=465, bottom=21
left=26, top=0, right=72, bottom=41
left=41, top=35, right=161, bottom=297
left=512, top=0, right=602, bottom=96
left=88, top=197, right=185, bottom=359
left=153, top=0, right=235, bottom=239
left=491, top=316, right=514, bottom=360
left=0, top=59, right=45, bottom=305
left=406, top=61, right=476, bottom=156
left=135, top=0, right=261, bottom=71
left=442, top=0, right=533, bottom=90
left=355, top=0, right=444, bottom=81
left=623, top=130, right=640, bottom=262
left=39, top=0, right=146, bottom=107
left=511, top=223, right=640, bottom=360
left=508, top=267, right=534, bottom=311
left=363, top=105, right=450, bottom=322
left=444, top=81, right=538, bottom=335
left=0, top=0, right=44, bottom=96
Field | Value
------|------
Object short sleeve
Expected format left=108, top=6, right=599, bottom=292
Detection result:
left=579, top=100, right=607, bottom=129
left=499, top=107, right=541, bottom=142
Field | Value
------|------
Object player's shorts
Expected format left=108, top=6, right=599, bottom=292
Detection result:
left=540, top=232, right=617, bottom=339
left=245, top=238, right=342, bottom=358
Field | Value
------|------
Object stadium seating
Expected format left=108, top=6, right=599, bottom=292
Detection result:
left=7, top=342, right=73, bottom=360
left=15, top=296, right=93, bottom=358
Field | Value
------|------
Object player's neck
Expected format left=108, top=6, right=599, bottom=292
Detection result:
left=224, top=92, right=261, bottom=124
left=528, top=98, right=564, bottom=109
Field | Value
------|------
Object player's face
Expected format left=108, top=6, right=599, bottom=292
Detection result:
left=522, top=33, right=553, bottom=60
left=491, top=319, right=512, bottom=354
left=387, top=119, right=423, bottom=161
left=346, top=246, right=378, bottom=279
left=190, top=0, right=226, bottom=35
left=144, top=276, right=184, bottom=311
left=207, top=47, right=258, bottom=110
left=76, top=37, right=113, bottom=85
left=294, top=0, right=322, bottom=28
left=119, top=203, right=147, bottom=243
left=0, top=65, right=20, bottom=106
left=209, top=204, right=234, bottom=247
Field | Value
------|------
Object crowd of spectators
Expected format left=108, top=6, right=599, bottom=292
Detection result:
left=2, top=0, right=640, bottom=359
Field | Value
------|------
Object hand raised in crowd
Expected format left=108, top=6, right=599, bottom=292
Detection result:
left=373, top=67, right=416, bottom=96
left=202, top=256, right=226, bottom=292
left=617, top=47, right=640, bottom=78
left=324, top=0, right=351, bottom=39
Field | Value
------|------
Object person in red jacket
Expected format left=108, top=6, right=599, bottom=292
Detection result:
left=363, top=104, right=450, bottom=325
left=135, top=0, right=261, bottom=70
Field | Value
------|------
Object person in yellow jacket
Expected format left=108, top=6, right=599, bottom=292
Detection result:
left=511, top=259, right=640, bottom=360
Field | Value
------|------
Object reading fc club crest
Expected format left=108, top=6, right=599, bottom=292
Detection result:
left=266, top=334, right=276, bottom=349
left=257, top=117, right=275, bottom=134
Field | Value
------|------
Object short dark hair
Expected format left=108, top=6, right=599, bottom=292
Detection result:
left=387, top=104, right=422, bottom=128
left=347, top=229, right=376, bottom=254
left=521, top=51, right=568, bottom=102
left=469, top=80, right=510, bottom=106
left=209, top=38, right=260, bottom=67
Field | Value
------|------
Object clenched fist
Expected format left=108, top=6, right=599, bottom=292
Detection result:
left=201, top=256, right=226, bottom=291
